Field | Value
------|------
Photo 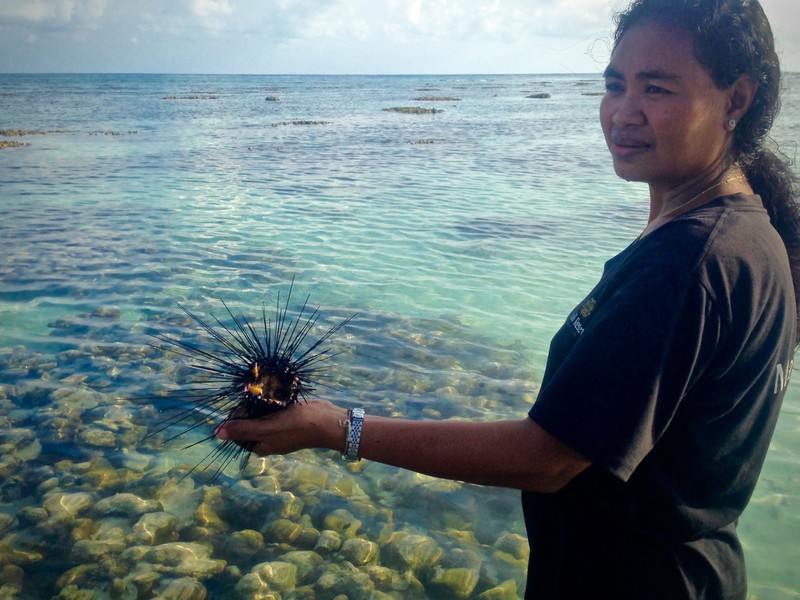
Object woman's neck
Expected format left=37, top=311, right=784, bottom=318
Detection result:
left=639, top=165, right=752, bottom=240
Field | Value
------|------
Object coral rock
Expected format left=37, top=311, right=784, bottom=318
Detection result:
left=132, top=512, right=180, bottom=545
left=340, top=537, right=379, bottom=566
left=96, top=493, right=163, bottom=517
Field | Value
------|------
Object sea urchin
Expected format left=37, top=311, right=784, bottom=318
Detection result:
left=146, top=284, right=353, bottom=480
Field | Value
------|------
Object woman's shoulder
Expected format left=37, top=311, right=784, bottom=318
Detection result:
left=614, top=193, right=787, bottom=292
left=646, top=193, right=777, bottom=261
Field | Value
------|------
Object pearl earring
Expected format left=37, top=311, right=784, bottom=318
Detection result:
left=727, top=119, right=737, bottom=131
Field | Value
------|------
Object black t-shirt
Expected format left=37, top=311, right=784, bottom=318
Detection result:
left=523, top=194, right=795, bottom=599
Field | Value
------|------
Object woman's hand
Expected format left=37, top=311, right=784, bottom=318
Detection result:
left=215, top=399, right=349, bottom=456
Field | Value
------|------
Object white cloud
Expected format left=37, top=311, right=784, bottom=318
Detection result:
left=191, top=0, right=233, bottom=31
left=375, top=0, right=614, bottom=44
left=0, top=0, right=108, bottom=28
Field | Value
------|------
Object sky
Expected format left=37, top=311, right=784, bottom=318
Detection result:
left=0, top=0, right=797, bottom=75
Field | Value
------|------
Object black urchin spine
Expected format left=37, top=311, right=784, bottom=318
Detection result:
left=144, top=284, right=353, bottom=481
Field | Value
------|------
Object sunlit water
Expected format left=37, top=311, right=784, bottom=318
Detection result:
left=1, top=73, right=798, bottom=598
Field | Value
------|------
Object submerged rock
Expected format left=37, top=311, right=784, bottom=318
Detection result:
left=0, top=140, right=30, bottom=149
left=42, top=491, right=95, bottom=523
left=124, top=570, right=161, bottom=597
left=53, top=564, right=99, bottom=594
left=0, top=564, right=24, bottom=590
left=234, top=572, right=281, bottom=599
left=322, top=508, right=362, bottom=539
left=383, top=531, right=443, bottom=573
left=95, top=493, right=162, bottom=517
left=224, top=479, right=301, bottom=527
left=193, top=486, right=228, bottom=533
left=156, top=576, right=208, bottom=600
left=223, top=529, right=264, bottom=559
left=340, top=537, right=379, bottom=566
left=0, top=537, right=44, bottom=567
left=476, top=578, right=520, bottom=599
left=281, top=550, right=323, bottom=584
left=70, top=536, right=127, bottom=563
left=163, top=95, right=218, bottom=100
left=119, top=448, right=152, bottom=472
left=131, top=512, right=180, bottom=545
left=251, top=560, right=297, bottom=591
left=313, top=529, right=342, bottom=555
left=413, top=96, right=461, bottom=101
left=15, top=507, right=46, bottom=526
left=0, top=513, right=14, bottom=536
left=271, top=460, right=329, bottom=495
left=0, top=428, right=41, bottom=463
left=140, top=541, right=226, bottom=580
left=77, top=425, right=117, bottom=448
left=427, top=566, right=481, bottom=599
left=271, top=120, right=331, bottom=127
left=383, top=106, right=445, bottom=114
left=153, top=478, right=202, bottom=529
left=264, top=518, right=303, bottom=546
left=315, top=562, right=374, bottom=600
left=493, top=532, right=529, bottom=561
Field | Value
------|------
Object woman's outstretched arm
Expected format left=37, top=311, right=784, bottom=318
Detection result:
left=215, top=400, right=590, bottom=493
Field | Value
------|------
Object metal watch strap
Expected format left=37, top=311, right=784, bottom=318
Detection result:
left=342, top=408, right=365, bottom=462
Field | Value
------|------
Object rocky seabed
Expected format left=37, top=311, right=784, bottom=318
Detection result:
left=0, top=306, right=534, bottom=599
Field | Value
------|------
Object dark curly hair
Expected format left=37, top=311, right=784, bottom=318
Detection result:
left=614, top=0, right=800, bottom=339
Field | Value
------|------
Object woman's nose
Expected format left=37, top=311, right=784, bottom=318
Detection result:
left=612, top=93, right=645, bottom=126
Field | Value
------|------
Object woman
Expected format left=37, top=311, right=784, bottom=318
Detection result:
left=217, top=0, right=799, bottom=597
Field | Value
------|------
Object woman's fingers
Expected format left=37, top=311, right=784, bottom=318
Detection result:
left=215, top=417, right=263, bottom=441
left=213, top=400, right=347, bottom=456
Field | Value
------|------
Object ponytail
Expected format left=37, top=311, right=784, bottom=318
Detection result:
left=742, top=147, right=800, bottom=340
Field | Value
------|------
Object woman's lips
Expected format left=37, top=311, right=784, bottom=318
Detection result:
left=609, top=130, right=652, bottom=158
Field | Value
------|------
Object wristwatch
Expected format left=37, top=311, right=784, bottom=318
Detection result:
left=342, top=408, right=365, bottom=462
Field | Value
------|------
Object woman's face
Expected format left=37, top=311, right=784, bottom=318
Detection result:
left=600, top=20, right=732, bottom=188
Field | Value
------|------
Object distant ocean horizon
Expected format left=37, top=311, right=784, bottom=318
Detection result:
left=1, top=72, right=798, bottom=598
left=3, top=70, right=604, bottom=75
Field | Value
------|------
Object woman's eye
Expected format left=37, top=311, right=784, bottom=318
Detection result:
left=645, top=85, right=670, bottom=94
left=604, top=81, right=624, bottom=93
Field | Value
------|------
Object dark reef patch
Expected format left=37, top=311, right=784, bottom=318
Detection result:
left=455, top=217, right=559, bottom=240
left=383, top=107, right=445, bottom=115
left=413, top=96, right=461, bottom=102
left=271, top=120, right=332, bottom=127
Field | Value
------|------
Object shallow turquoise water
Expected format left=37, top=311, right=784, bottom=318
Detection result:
left=1, top=73, right=799, bottom=598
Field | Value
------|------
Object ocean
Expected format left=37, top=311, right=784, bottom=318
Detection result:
left=1, top=72, right=798, bottom=599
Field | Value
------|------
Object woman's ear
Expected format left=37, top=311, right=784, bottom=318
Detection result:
left=727, top=75, right=759, bottom=125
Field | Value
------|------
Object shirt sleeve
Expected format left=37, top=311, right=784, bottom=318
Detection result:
left=529, top=262, right=724, bottom=482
